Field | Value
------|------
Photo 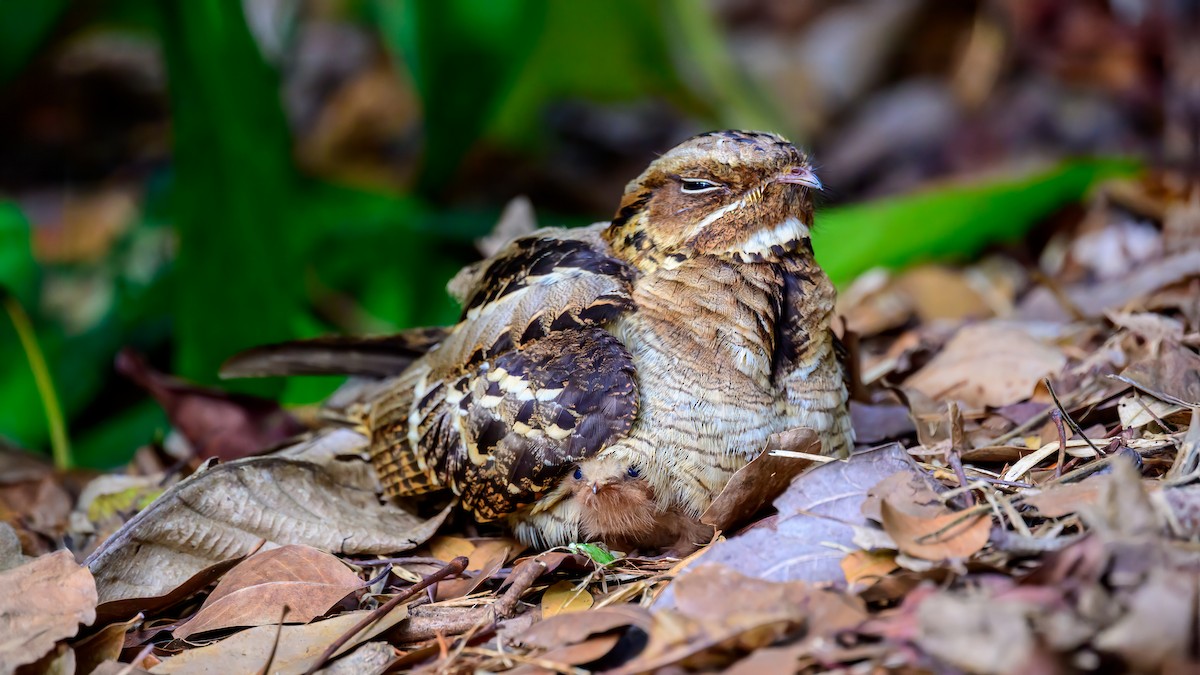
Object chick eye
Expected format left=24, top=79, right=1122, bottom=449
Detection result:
left=626, top=466, right=640, bottom=478
left=573, top=467, right=583, bottom=480
left=680, top=178, right=723, bottom=194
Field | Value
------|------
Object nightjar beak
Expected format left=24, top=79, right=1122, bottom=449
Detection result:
left=776, top=166, right=822, bottom=191
left=591, top=482, right=599, bottom=494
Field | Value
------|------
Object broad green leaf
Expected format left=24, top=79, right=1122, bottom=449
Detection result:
left=375, top=0, right=547, bottom=193
left=568, top=542, right=617, bottom=566
left=814, top=158, right=1140, bottom=286
left=155, top=0, right=304, bottom=393
left=0, top=203, right=36, bottom=305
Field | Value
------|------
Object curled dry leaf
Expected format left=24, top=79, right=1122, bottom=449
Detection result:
left=904, top=321, right=1066, bottom=408
left=700, top=427, right=819, bottom=532
left=148, top=604, right=408, bottom=675
left=661, top=444, right=918, bottom=599
left=879, top=499, right=991, bottom=561
left=839, top=549, right=899, bottom=585
left=1111, top=340, right=1200, bottom=407
left=0, top=550, right=98, bottom=673
left=174, top=545, right=364, bottom=639
left=516, top=605, right=652, bottom=650
left=86, top=457, right=450, bottom=605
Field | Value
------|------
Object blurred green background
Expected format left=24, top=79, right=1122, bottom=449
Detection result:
left=0, top=0, right=1173, bottom=468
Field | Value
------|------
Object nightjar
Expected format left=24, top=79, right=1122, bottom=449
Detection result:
left=225, top=130, right=854, bottom=553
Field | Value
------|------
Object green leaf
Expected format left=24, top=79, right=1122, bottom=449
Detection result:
left=0, top=202, right=36, bottom=305
left=813, top=158, right=1140, bottom=286
left=155, top=0, right=305, bottom=394
left=375, top=0, right=547, bottom=193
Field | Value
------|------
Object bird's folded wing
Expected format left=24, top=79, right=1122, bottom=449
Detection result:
left=371, top=225, right=642, bottom=519
left=372, top=327, right=638, bottom=520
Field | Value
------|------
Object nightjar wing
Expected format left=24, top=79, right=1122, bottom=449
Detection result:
left=372, top=328, right=637, bottom=520
left=369, top=225, right=642, bottom=520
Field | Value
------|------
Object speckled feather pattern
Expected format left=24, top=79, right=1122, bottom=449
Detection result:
left=367, top=130, right=853, bottom=549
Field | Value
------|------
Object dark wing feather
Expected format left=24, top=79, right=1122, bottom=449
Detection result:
left=373, top=328, right=637, bottom=520
left=369, top=225, right=641, bottom=520
left=220, top=328, right=449, bottom=378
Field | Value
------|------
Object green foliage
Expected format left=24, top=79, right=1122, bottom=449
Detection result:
left=814, top=158, right=1140, bottom=286
left=156, top=0, right=305, bottom=396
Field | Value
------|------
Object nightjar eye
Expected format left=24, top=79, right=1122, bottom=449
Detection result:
left=626, top=466, right=640, bottom=478
left=573, top=467, right=583, bottom=480
left=680, top=178, right=723, bottom=194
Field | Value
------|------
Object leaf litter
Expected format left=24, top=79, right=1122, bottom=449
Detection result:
left=5, top=175, right=1200, bottom=673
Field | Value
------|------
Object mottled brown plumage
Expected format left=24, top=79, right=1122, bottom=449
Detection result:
left=225, top=130, right=853, bottom=551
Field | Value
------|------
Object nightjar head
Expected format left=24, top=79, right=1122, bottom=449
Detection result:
left=607, top=130, right=821, bottom=264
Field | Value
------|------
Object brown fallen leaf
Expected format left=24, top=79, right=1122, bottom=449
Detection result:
left=660, top=444, right=919, bottom=599
left=314, top=640, right=396, bottom=675
left=879, top=499, right=991, bottom=561
left=614, top=564, right=866, bottom=674
left=1021, top=478, right=1108, bottom=518
left=1112, top=340, right=1200, bottom=407
left=116, top=349, right=307, bottom=461
left=540, top=580, right=594, bottom=618
left=174, top=545, right=363, bottom=639
left=86, top=457, right=450, bottom=605
left=904, top=322, right=1066, bottom=408
left=0, top=550, right=98, bottom=673
left=516, top=606, right=652, bottom=650
left=512, top=633, right=621, bottom=674
left=94, top=553, right=246, bottom=625
left=700, top=428, right=819, bottom=532
left=147, top=604, right=408, bottom=674
left=840, top=549, right=900, bottom=586
left=72, top=613, right=141, bottom=675
left=434, top=541, right=510, bottom=601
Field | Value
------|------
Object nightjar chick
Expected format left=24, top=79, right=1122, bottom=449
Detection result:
left=224, top=130, right=853, bottom=554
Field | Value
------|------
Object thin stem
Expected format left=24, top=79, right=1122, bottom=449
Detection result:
left=2, top=293, right=71, bottom=469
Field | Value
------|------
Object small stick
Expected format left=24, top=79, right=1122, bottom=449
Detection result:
left=255, top=605, right=290, bottom=675
left=1044, top=378, right=1103, bottom=456
left=302, top=556, right=468, bottom=675
left=947, top=402, right=975, bottom=506
left=493, top=558, right=548, bottom=619
left=1052, top=409, right=1068, bottom=479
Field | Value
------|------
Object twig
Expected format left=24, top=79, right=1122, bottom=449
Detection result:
left=256, top=605, right=290, bottom=675
left=947, top=402, right=975, bottom=506
left=493, top=558, right=547, bottom=619
left=1044, top=378, right=1104, bottom=456
left=301, top=556, right=468, bottom=675
left=1052, top=409, right=1068, bottom=479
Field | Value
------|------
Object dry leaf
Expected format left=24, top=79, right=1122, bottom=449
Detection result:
left=840, top=550, right=899, bottom=585
left=905, top=322, right=1066, bottom=408
left=1112, top=341, right=1200, bottom=407
left=661, top=444, right=919, bottom=600
left=517, top=606, right=652, bottom=649
left=72, top=613, right=141, bottom=674
left=435, top=541, right=510, bottom=601
left=86, top=457, right=449, bottom=604
left=701, top=428, right=819, bottom=532
left=174, top=545, right=363, bottom=639
left=149, top=604, right=408, bottom=674
left=879, top=500, right=991, bottom=560
left=116, top=349, right=307, bottom=461
left=0, top=550, right=97, bottom=673
left=541, top=580, right=594, bottom=618
left=315, top=641, right=396, bottom=675
left=1021, top=479, right=1107, bottom=518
